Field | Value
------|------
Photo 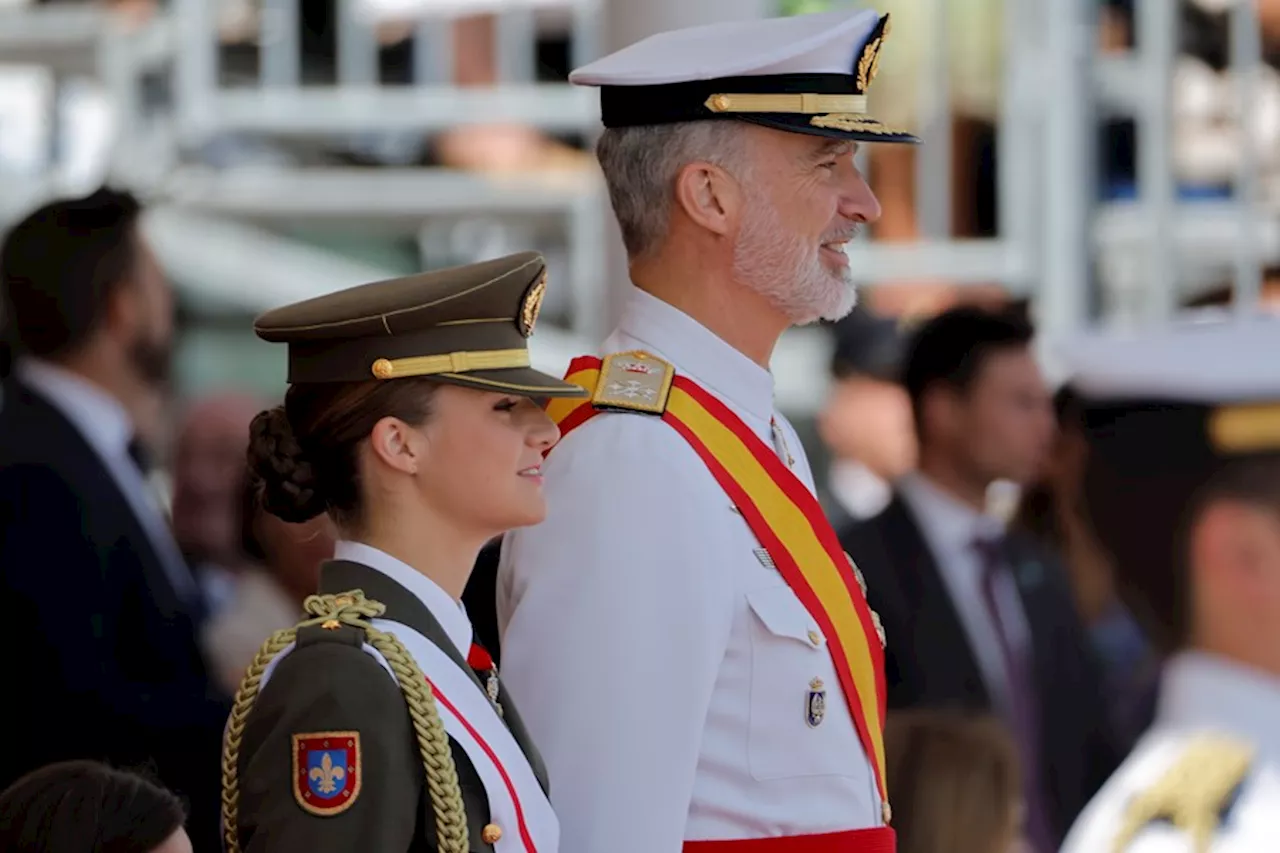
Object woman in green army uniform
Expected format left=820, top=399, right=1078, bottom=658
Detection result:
left=220, top=251, right=585, bottom=852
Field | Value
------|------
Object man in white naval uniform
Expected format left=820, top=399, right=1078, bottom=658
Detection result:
left=1057, top=313, right=1280, bottom=852
left=496, top=8, right=917, bottom=853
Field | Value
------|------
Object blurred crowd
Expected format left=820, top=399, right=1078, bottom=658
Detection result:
left=2, top=182, right=1271, bottom=853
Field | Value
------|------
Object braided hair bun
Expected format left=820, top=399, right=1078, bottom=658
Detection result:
left=246, top=406, right=326, bottom=523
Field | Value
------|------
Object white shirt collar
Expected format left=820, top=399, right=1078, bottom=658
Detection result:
left=827, top=459, right=892, bottom=521
left=333, top=540, right=474, bottom=657
left=17, top=357, right=133, bottom=459
left=611, top=287, right=776, bottom=422
left=1158, top=650, right=1280, bottom=760
left=899, top=471, right=1004, bottom=552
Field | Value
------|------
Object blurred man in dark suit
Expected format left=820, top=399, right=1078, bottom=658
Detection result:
left=0, top=188, right=229, bottom=851
left=840, top=306, right=1116, bottom=853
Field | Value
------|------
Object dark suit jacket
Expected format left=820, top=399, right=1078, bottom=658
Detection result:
left=0, top=378, right=230, bottom=850
left=839, top=494, right=1118, bottom=844
left=234, top=559, right=547, bottom=851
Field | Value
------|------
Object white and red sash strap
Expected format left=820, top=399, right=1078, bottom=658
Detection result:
left=684, top=828, right=896, bottom=852
left=371, top=618, right=560, bottom=853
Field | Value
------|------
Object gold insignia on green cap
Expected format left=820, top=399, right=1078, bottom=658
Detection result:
left=519, top=270, right=547, bottom=338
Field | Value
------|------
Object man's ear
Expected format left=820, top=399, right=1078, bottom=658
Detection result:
left=367, top=417, right=422, bottom=476
left=673, top=160, right=742, bottom=237
left=103, top=276, right=141, bottom=340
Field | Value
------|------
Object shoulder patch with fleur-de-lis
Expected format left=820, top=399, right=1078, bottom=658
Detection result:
left=293, top=731, right=362, bottom=816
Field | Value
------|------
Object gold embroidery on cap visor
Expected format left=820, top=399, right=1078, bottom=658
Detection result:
left=808, top=114, right=905, bottom=135
left=370, top=348, right=530, bottom=380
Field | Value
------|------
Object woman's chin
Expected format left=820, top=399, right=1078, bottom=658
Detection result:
left=498, top=499, right=549, bottom=532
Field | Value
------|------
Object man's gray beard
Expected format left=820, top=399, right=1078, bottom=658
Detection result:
left=732, top=199, right=858, bottom=326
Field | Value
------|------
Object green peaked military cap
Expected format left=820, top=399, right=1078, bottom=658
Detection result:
left=253, top=251, right=588, bottom=398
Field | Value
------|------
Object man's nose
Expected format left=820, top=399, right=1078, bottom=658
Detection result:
left=839, top=170, right=882, bottom=224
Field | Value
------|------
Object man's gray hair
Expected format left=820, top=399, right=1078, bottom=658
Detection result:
left=595, top=121, right=752, bottom=259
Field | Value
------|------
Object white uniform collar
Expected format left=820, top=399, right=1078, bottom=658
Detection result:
left=17, top=357, right=133, bottom=460
left=1158, top=650, right=1280, bottom=760
left=333, top=540, right=474, bottom=658
left=612, top=287, right=776, bottom=422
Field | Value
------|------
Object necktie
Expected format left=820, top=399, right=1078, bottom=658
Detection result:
left=971, top=534, right=1054, bottom=852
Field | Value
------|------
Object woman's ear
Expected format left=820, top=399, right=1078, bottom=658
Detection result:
left=368, top=417, right=422, bottom=475
left=673, top=160, right=742, bottom=238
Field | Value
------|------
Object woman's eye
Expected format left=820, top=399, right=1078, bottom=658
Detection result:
left=494, top=398, right=520, bottom=412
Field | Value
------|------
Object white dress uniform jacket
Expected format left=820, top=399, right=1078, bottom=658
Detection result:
left=497, top=288, right=883, bottom=853
left=1061, top=651, right=1280, bottom=852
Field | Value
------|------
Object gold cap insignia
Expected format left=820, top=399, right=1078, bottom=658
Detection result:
left=519, top=271, right=547, bottom=338
left=855, top=13, right=891, bottom=93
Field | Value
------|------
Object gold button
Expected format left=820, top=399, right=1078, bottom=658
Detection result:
left=481, top=824, right=503, bottom=844
left=807, top=629, right=822, bottom=646
left=881, top=801, right=892, bottom=824
left=371, top=358, right=394, bottom=380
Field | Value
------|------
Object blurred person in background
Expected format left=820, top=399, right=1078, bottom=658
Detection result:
left=0, top=760, right=191, bottom=853
left=202, top=473, right=335, bottom=694
left=885, top=710, right=1029, bottom=853
left=1059, top=315, right=1280, bottom=851
left=170, top=392, right=264, bottom=618
left=1012, top=386, right=1158, bottom=754
left=0, top=188, right=228, bottom=852
left=841, top=306, right=1115, bottom=852
left=817, top=305, right=916, bottom=526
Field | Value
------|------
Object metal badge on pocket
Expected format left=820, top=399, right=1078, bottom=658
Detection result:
left=805, top=678, right=826, bottom=727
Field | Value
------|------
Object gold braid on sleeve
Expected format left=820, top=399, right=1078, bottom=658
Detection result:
left=219, top=590, right=470, bottom=853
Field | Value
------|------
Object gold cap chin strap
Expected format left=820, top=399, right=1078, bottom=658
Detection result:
left=371, top=348, right=530, bottom=380
left=703, top=93, right=868, bottom=115
left=220, top=591, right=470, bottom=853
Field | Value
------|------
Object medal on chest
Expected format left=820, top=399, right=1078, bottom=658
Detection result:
left=467, top=642, right=503, bottom=717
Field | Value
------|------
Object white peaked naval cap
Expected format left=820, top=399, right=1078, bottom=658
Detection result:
left=569, top=8, right=918, bottom=144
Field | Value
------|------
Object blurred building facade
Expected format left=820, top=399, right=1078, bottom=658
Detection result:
left=0, top=0, right=1275, bottom=423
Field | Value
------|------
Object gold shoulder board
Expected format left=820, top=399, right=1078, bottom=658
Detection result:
left=1112, top=734, right=1254, bottom=853
left=591, top=350, right=675, bottom=415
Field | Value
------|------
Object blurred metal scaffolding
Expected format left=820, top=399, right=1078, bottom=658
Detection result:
left=0, top=0, right=1275, bottom=411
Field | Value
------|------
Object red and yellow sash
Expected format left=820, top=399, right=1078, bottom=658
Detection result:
left=546, top=354, right=889, bottom=809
